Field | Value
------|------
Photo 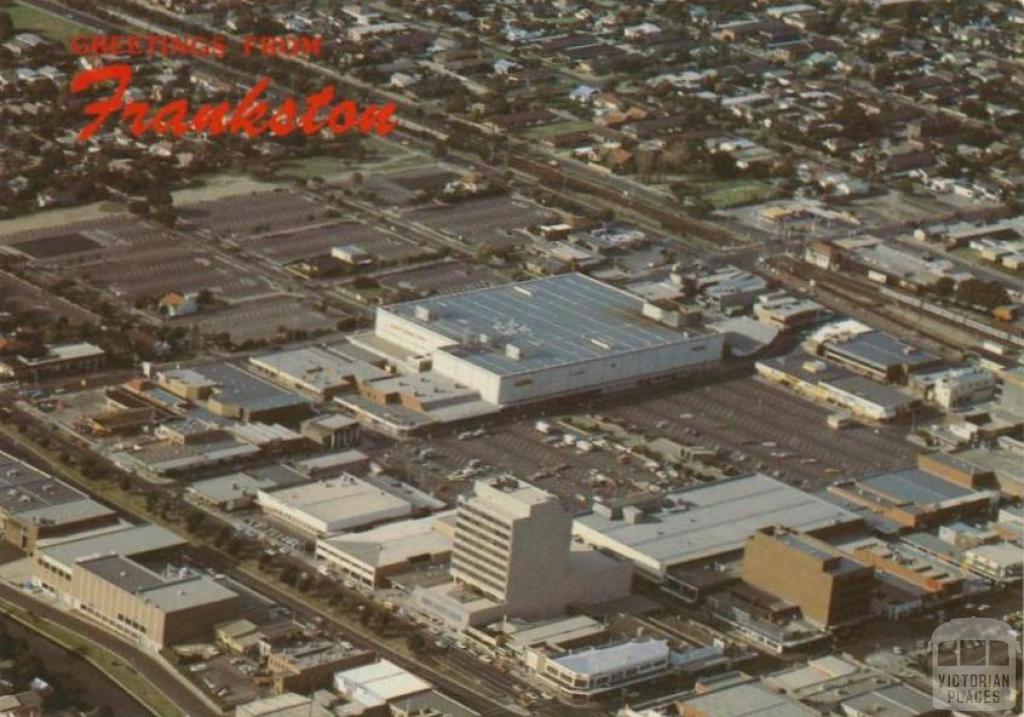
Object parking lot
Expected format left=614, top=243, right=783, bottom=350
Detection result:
left=603, top=376, right=917, bottom=488
left=81, top=244, right=272, bottom=302
left=239, top=220, right=425, bottom=267
left=404, top=195, right=557, bottom=249
left=178, top=296, right=343, bottom=344
left=381, top=420, right=665, bottom=512
left=178, top=190, right=328, bottom=236
left=377, top=260, right=507, bottom=296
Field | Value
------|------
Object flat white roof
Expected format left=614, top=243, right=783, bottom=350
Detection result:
left=335, top=659, right=432, bottom=706
left=259, top=475, right=411, bottom=529
left=574, top=474, right=859, bottom=573
left=319, top=512, right=454, bottom=568
left=553, top=639, right=669, bottom=676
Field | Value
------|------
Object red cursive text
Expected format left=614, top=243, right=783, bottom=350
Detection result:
left=70, top=64, right=397, bottom=142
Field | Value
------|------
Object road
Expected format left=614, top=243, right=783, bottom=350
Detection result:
left=0, top=401, right=524, bottom=716
left=0, top=583, right=217, bottom=717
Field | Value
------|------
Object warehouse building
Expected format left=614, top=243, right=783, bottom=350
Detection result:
left=32, top=524, right=239, bottom=650
left=573, top=474, right=862, bottom=589
left=827, top=468, right=997, bottom=530
left=368, top=273, right=724, bottom=407
left=257, top=474, right=426, bottom=537
left=155, top=362, right=310, bottom=424
left=0, top=451, right=118, bottom=552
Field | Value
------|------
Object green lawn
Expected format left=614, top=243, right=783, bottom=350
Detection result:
left=3, top=1, right=90, bottom=43
left=699, top=179, right=778, bottom=209
left=518, top=120, right=596, bottom=140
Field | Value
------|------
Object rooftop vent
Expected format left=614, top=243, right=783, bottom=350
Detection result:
left=414, top=306, right=432, bottom=322
left=513, top=286, right=534, bottom=298
left=505, top=343, right=524, bottom=361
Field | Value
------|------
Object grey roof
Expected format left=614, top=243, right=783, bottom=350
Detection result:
left=839, top=684, right=934, bottom=717
left=137, top=575, right=238, bottom=612
left=678, top=683, right=817, bottom=717
left=0, top=451, right=109, bottom=522
left=164, top=362, right=308, bottom=412
left=825, top=331, right=939, bottom=372
left=552, top=639, right=668, bottom=675
left=859, top=468, right=975, bottom=506
left=81, top=554, right=163, bottom=592
left=42, top=524, right=184, bottom=569
left=382, top=273, right=709, bottom=376
left=250, top=346, right=386, bottom=394
left=822, top=375, right=915, bottom=410
left=574, top=474, right=859, bottom=573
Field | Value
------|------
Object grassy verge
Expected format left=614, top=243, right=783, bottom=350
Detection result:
left=0, top=602, right=182, bottom=717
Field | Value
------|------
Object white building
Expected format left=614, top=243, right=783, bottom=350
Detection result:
left=370, top=273, right=723, bottom=406
left=315, top=512, right=454, bottom=589
left=334, top=659, right=432, bottom=710
left=533, top=639, right=671, bottom=700
left=963, top=543, right=1023, bottom=584
left=257, top=475, right=413, bottom=537
left=450, top=477, right=631, bottom=620
left=931, top=367, right=997, bottom=409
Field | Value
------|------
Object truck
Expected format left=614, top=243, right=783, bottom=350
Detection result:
left=534, top=420, right=553, bottom=434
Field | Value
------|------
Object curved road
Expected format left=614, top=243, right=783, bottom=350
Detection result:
left=0, top=582, right=217, bottom=717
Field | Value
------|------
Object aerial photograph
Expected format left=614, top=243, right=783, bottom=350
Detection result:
left=0, top=0, right=1022, bottom=716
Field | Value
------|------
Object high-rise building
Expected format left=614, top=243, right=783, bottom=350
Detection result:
left=742, top=526, right=874, bottom=629
left=451, top=477, right=573, bottom=617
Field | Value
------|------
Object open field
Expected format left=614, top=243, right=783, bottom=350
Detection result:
left=519, top=120, right=596, bottom=140
left=0, top=202, right=127, bottom=239
left=3, top=0, right=90, bottom=42
left=699, top=179, right=777, bottom=209
left=172, top=173, right=281, bottom=206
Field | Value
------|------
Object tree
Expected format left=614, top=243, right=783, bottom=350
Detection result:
left=214, top=525, right=233, bottom=548
left=0, top=13, right=13, bottom=42
left=185, top=511, right=205, bottom=534
left=406, top=632, right=427, bottom=652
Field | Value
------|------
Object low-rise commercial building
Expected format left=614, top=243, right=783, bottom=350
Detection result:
left=249, top=346, right=387, bottom=399
left=534, top=639, right=672, bottom=701
left=266, top=639, right=372, bottom=694
left=827, top=468, right=997, bottom=531
left=315, top=512, right=454, bottom=589
left=572, top=474, right=861, bottom=588
left=257, top=474, right=418, bottom=537
left=963, top=543, right=1023, bottom=584
left=333, top=659, right=433, bottom=712
left=32, top=524, right=239, bottom=650
left=0, top=342, right=105, bottom=380
left=0, top=451, right=117, bottom=552
left=156, top=362, right=310, bottom=424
